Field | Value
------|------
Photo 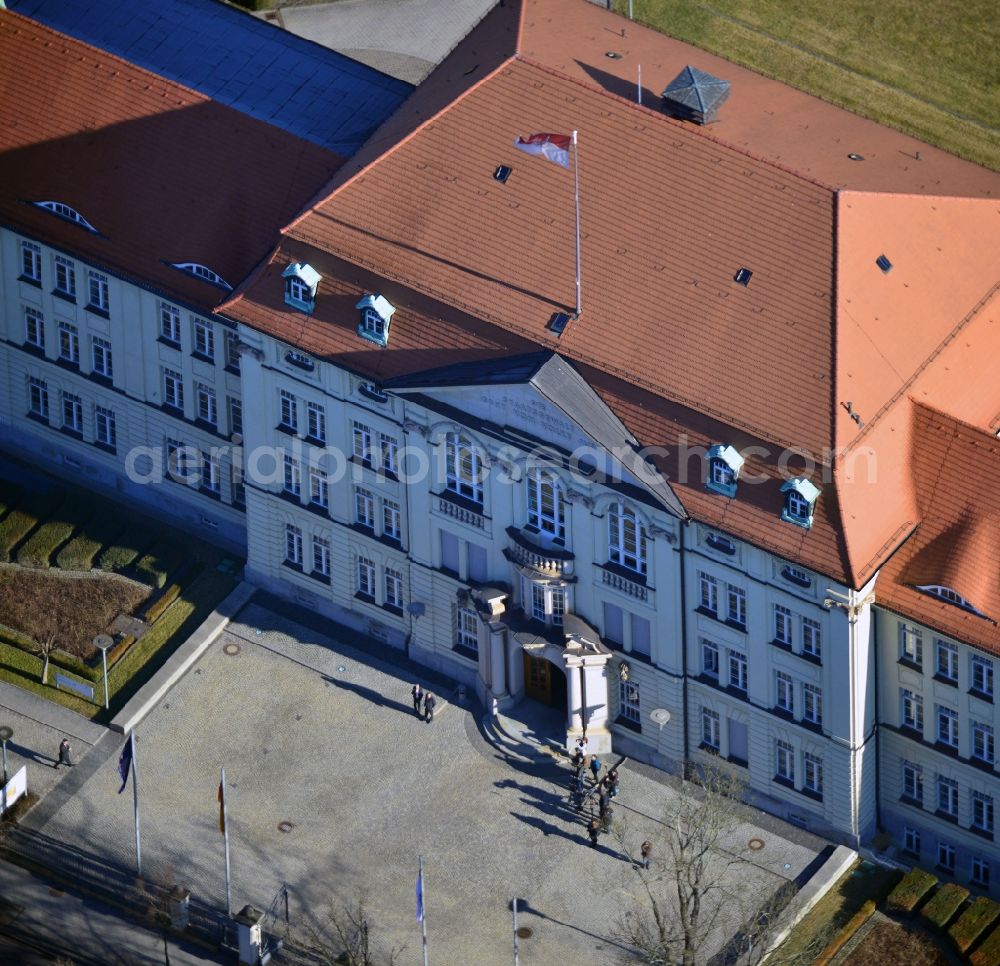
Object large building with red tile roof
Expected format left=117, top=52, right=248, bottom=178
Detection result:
left=3, top=0, right=1000, bottom=881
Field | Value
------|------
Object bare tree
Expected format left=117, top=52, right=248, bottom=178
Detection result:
left=29, top=632, right=58, bottom=685
left=294, top=890, right=404, bottom=966
left=612, top=769, right=824, bottom=966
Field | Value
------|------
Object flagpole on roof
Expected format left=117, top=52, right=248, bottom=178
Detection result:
left=131, top=732, right=142, bottom=878
left=220, top=766, right=233, bottom=917
left=572, top=130, right=581, bottom=317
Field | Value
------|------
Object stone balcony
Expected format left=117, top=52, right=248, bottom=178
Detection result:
left=599, top=564, right=649, bottom=602
left=504, top=526, right=575, bottom=578
left=433, top=492, right=488, bottom=531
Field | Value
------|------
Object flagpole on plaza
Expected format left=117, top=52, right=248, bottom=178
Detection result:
left=512, top=897, right=521, bottom=966
left=220, top=766, right=233, bottom=917
left=572, top=130, right=581, bottom=318
left=417, top=854, right=429, bottom=966
left=131, top=733, right=142, bottom=878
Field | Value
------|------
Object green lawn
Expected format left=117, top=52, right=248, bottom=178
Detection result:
left=617, top=1, right=1000, bottom=171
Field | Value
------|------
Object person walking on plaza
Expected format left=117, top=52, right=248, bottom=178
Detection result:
left=423, top=692, right=437, bottom=723
left=54, top=737, right=73, bottom=769
left=589, top=754, right=602, bottom=784
left=411, top=683, right=423, bottom=716
left=572, top=749, right=585, bottom=778
left=598, top=788, right=610, bottom=819
left=639, top=840, right=653, bottom=870
left=587, top=817, right=601, bottom=848
left=575, top=734, right=589, bottom=758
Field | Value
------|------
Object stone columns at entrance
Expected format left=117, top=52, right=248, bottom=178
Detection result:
left=563, top=614, right=614, bottom=755
left=567, top=663, right=583, bottom=732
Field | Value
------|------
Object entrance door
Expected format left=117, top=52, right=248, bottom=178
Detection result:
left=523, top=652, right=552, bottom=704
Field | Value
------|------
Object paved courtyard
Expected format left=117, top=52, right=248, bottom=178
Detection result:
left=31, top=600, right=824, bottom=964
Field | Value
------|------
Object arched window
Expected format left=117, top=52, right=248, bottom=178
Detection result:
left=526, top=469, right=565, bottom=540
left=608, top=503, right=647, bottom=575
left=445, top=433, right=483, bottom=506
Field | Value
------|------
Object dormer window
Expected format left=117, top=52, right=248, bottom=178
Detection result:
left=356, top=294, right=395, bottom=347
left=169, top=262, right=232, bottom=291
left=914, top=584, right=988, bottom=618
left=706, top=444, right=744, bottom=498
left=282, top=262, right=321, bottom=313
left=781, top=478, right=820, bottom=529
left=33, top=200, right=99, bottom=234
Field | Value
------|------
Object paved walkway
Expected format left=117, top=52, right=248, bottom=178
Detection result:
left=18, top=599, right=824, bottom=965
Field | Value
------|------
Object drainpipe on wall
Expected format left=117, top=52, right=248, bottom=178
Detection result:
left=679, top=520, right=690, bottom=775
left=873, top=604, right=881, bottom=836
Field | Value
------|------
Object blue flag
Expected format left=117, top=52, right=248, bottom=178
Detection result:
left=416, top=866, right=424, bottom=923
left=117, top=734, right=133, bottom=794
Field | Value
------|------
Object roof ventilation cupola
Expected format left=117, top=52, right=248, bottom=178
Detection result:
left=661, top=66, right=730, bottom=124
left=356, top=294, right=396, bottom=347
left=282, top=262, right=321, bottom=314
left=706, top=444, right=744, bottom=498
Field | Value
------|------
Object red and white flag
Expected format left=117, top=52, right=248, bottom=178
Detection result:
left=514, top=132, right=571, bottom=168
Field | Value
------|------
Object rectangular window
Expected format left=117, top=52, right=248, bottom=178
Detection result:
left=380, top=434, right=398, bottom=474
left=803, top=684, right=823, bottom=725
left=160, top=302, right=181, bottom=344
left=193, top=318, right=214, bottom=359
left=631, top=614, right=651, bottom=657
left=309, top=468, right=329, bottom=509
left=356, top=556, right=376, bottom=598
left=699, top=572, right=718, bottom=614
left=804, top=753, right=823, bottom=796
left=899, top=622, right=923, bottom=666
left=531, top=583, right=546, bottom=622
left=619, top=679, right=641, bottom=724
left=54, top=255, right=76, bottom=298
left=468, top=542, right=488, bottom=583
left=902, top=762, right=923, bottom=804
left=903, top=827, right=921, bottom=856
left=312, top=536, right=330, bottom=577
left=384, top=567, right=403, bottom=609
left=972, top=655, right=994, bottom=697
left=163, top=369, right=184, bottom=411
left=936, top=639, right=959, bottom=683
left=440, top=529, right=460, bottom=575
left=306, top=403, right=326, bottom=443
left=775, top=739, right=794, bottom=783
left=91, top=336, right=113, bottom=378
left=445, top=433, right=483, bottom=505
left=937, top=706, right=959, bottom=748
left=201, top=452, right=221, bottom=495
left=603, top=601, right=624, bottom=646
left=972, top=792, right=994, bottom=834
left=937, top=776, right=959, bottom=817
left=728, top=652, right=747, bottom=693
left=196, top=384, right=216, bottom=427
left=774, top=604, right=793, bottom=645
left=20, top=240, right=41, bottom=282
left=701, top=638, right=719, bottom=678
left=353, top=420, right=373, bottom=464
left=61, top=391, right=83, bottom=433
left=279, top=390, right=297, bottom=431
left=383, top=499, right=401, bottom=541
left=938, top=841, right=955, bottom=873
left=28, top=377, right=49, bottom=420
left=901, top=689, right=924, bottom=732
left=87, top=270, right=109, bottom=312
left=285, top=525, right=303, bottom=566
left=231, top=463, right=245, bottom=507
left=551, top=589, right=566, bottom=627
left=455, top=606, right=479, bottom=655
left=355, top=487, right=374, bottom=528
left=775, top=671, right=794, bottom=713
left=727, top=585, right=746, bottom=627
left=58, top=321, right=79, bottom=364
left=972, top=857, right=991, bottom=888
left=972, top=722, right=995, bottom=765
left=224, top=330, right=241, bottom=371
left=701, top=708, right=720, bottom=750
left=228, top=397, right=242, bottom=437
left=283, top=455, right=301, bottom=497
left=802, top=618, right=822, bottom=659
left=95, top=405, right=116, bottom=451
left=24, top=306, right=45, bottom=349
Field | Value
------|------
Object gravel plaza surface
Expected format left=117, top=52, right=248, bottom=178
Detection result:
left=30, top=600, right=825, bottom=964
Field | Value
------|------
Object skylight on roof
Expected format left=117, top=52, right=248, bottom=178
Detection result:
left=33, top=201, right=99, bottom=234
left=169, top=262, right=232, bottom=290
left=876, top=254, right=892, bottom=273
left=734, top=268, right=752, bottom=286
left=548, top=312, right=571, bottom=336
left=494, top=165, right=512, bottom=183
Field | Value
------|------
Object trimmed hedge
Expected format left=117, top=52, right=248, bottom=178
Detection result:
left=921, top=882, right=969, bottom=930
left=135, top=542, right=185, bottom=589
left=17, top=519, right=77, bottom=568
left=815, top=899, right=876, bottom=966
left=98, top=526, right=154, bottom=573
left=0, top=489, right=65, bottom=561
left=973, top=925, right=1000, bottom=966
left=144, top=583, right=184, bottom=624
left=951, top=897, right=1000, bottom=953
left=56, top=511, right=127, bottom=570
left=886, top=868, right=939, bottom=915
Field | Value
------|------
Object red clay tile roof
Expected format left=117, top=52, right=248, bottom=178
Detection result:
left=221, top=0, right=1000, bottom=591
left=0, top=10, right=343, bottom=313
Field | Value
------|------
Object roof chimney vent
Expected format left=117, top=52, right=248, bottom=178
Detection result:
left=661, top=66, right=730, bottom=124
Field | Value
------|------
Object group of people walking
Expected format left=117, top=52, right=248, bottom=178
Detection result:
left=411, top=683, right=436, bottom=723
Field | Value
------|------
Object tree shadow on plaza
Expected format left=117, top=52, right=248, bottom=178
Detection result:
left=321, top=674, right=417, bottom=718
left=495, top=776, right=581, bottom=823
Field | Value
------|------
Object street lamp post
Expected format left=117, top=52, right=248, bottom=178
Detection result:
left=94, top=635, right=113, bottom=711
left=0, top=726, right=12, bottom=786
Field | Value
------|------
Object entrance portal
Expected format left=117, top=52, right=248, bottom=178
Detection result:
left=522, top=652, right=567, bottom=710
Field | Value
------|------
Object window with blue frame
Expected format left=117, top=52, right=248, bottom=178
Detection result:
left=355, top=294, right=396, bottom=346
left=780, top=477, right=820, bottom=528
left=282, top=262, right=321, bottom=313
left=705, top=444, right=743, bottom=498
